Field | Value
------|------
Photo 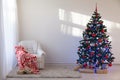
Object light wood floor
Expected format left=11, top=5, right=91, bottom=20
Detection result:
left=7, top=64, right=120, bottom=80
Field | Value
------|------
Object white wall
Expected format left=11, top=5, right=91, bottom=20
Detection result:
left=17, top=0, right=120, bottom=64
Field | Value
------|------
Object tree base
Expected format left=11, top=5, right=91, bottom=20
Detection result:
left=74, top=65, right=82, bottom=71
left=80, top=69, right=108, bottom=74
left=74, top=66, right=108, bottom=74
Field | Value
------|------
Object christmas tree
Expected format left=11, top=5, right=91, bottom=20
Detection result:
left=76, top=5, right=115, bottom=73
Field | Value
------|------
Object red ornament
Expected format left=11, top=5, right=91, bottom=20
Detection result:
left=78, top=48, right=80, bottom=51
left=83, top=63, right=87, bottom=67
left=105, top=55, right=109, bottom=59
left=108, top=63, right=112, bottom=67
left=105, top=45, right=108, bottom=48
left=97, top=61, right=100, bottom=64
left=89, top=66, right=93, bottom=69
left=101, top=29, right=105, bottom=33
left=95, top=43, right=98, bottom=46
left=90, top=52, right=95, bottom=55
left=82, top=56, right=86, bottom=58
left=86, top=41, right=89, bottom=43
left=98, top=54, right=101, bottom=56
left=98, top=39, right=102, bottom=42
left=101, top=60, right=104, bottom=63
left=92, top=34, right=96, bottom=37
left=86, top=28, right=90, bottom=31
left=87, top=45, right=90, bottom=49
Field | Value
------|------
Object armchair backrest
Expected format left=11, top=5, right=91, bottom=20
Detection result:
left=19, top=40, right=38, bottom=54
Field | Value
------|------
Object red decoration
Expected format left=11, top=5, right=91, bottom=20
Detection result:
left=78, top=48, right=80, bottom=51
left=92, top=34, right=96, bottom=37
left=95, top=43, right=98, bottom=46
left=98, top=39, right=102, bottom=42
left=83, top=63, right=87, bottom=67
left=101, top=60, right=104, bottom=63
left=97, top=61, right=100, bottom=64
left=89, top=66, right=93, bottom=69
left=87, top=45, right=90, bottom=49
left=101, top=29, right=105, bottom=33
left=82, top=56, right=87, bottom=58
left=105, top=45, right=108, bottom=48
left=108, top=63, right=112, bottom=67
left=105, top=55, right=109, bottom=59
left=95, top=3, right=98, bottom=13
left=90, top=52, right=95, bottom=55
left=86, top=28, right=90, bottom=31
left=86, top=41, right=89, bottom=43
left=98, top=54, right=101, bottom=56
left=15, top=46, right=40, bottom=74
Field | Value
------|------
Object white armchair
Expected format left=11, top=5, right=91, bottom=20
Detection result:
left=18, top=40, right=45, bottom=69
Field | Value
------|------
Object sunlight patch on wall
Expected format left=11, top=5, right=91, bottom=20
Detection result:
left=70, top=12, right=90, bottom=26
left=61, top=24, right=83, bottom=37
left=59, top=8, right=120, bottom=38
left=61, top=24, right=71, bottom=35
left=59, top=8, right=90, bottom=26
left=104, top=20, right=120, bottom=33
left=72, top=27, right=83, bottom=37
left=59, top=9, right=65, bottom=21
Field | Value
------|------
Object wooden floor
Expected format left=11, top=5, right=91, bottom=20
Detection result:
left=7, top=64, right=120, bottom=80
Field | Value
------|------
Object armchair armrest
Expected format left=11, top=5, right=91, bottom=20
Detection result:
left=36, top=47, right=45, bottom=69
left=37, top=47, right=46, bottom=56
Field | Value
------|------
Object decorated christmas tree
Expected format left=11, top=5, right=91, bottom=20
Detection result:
left=75, top=5, right=115, bottom=73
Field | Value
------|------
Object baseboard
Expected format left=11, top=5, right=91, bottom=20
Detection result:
left=45, top=63, right=77, bottom=65
left=45, top=63, right=120, bottom=66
